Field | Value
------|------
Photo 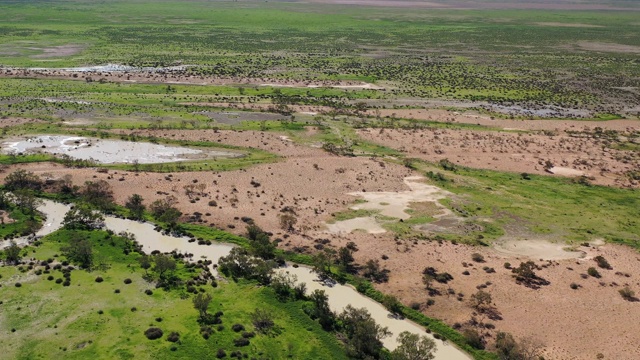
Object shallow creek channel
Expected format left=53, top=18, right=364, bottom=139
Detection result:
left=8, top=200, right=471, bottom=359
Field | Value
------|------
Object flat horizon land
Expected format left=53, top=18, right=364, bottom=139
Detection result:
left=0, top=1, right=639, bottom=360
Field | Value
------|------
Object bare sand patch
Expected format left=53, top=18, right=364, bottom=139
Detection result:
left=492, top=238, right=585, bottom=260
left=349, top=176, right=452, bottom=220
left=548, top=166, right=584, bottom=177
left=325, top=217, right=387, bottom=234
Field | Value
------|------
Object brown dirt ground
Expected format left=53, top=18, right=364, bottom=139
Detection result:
left=356, top=127, right=640, bottom=188
left=0, top=68, right=380, bottom=89
left=2, top=128, right=640, bottom=359
left=0, top=117, right=43, bottom=128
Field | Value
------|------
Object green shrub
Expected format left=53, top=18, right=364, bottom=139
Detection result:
left=144, top=327, right=163, bottom=340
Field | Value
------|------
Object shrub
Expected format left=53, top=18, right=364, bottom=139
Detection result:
left=216, top=349, right=227, bottom=358
left=231, top=324, right=245, bottom=332
left=242, top=331, right=255, bottom=339
left=95, top=276, right=104, bottom=283
left=124, top=278, right=132, bottom=284
left=114, top=289, right=120, bottom=294
left=471, top=253, right=485, bottom=263
left=98, top=310, right=104, bottom=315
left=619, top=286, right=635, bottom=301
left=167, top=332, right=180, bottom=342
left=594, top=256, right=612, bottom=270
left=570, top=283, right=579, bottom=290
left=155, top=317, right=163, bottom=322
left=503, top=262, right=511, bottom=269
left=144, top=327, right=163, bottom=340
left=131, top=307, right=137, bottom=312
left=63, top=280, right=71, bottom=286
left=145, top=289, right=153, bottom=295
left=463, top=328, right=485, bottom=350
left=15, top=282, right=22, bottom=287
left=462, top=270, right=470, bottom=276
left=587, top=267, right=601, bottom=278
left=233, top=338, right=250, bottom=347
left=47, top=275, right=54, bottom=281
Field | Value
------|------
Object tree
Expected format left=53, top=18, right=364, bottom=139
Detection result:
left=62, top=233, right=93, bottom=269
left=278, top=212, right=297, bottom=232
left=339, top=305, right=390, bottom=359
left=193, top=292, right=213, bottom=319
left=150, top=196, right=181, bottom=229
left=245, top=224, right=276, bottom=260
left=81, top=180, right=114, bottom=210
left=495, top=332, right=543, bottom=360
left=150, top=196, right=178, bottom=217
left=422, top=272, right=434, bottom=290
left=312, top=250, right=334, bottom=281
left=217, top=247, right=275, bottom=285
left=391, top=331, right=436, bottom=360
left=4, top=169, right=42, bottom=191
left=512, top=261, right=549, bottom=289
left=251, top=308, right=275, bottom=333
left=62, top=205, right=105, bottom=230
left=362, top=259, right=389, bottom=283
left=4, top=241, right=21, bottom=265
left=469, top=290, right=493, bottom=313
left=153, top=254, right=176, bottom=279
left=12, top=189, right=42, bottom=215
left=336, top=246, right=356, bottom=273
left=309, top=289, right=335, bottom=331
left=270, top=272, right=298, bottom=300
left=125, top=194, right=145, bottom=220
left=138, top=254, right=151, bottom=274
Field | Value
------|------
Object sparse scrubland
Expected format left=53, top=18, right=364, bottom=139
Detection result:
left=1, top=0, right=639, bottom=359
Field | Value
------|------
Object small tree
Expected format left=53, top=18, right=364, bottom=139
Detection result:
left=62, top=205, right=105, bottom=230
left=125, top=194, right=145, bottom=220
left=336, top=246, right=356, bottom=273
left=4, top=241, right=21, bottom=265
left=391, top=331, right=436, bottom=360
left=138, top=254, right=151, bottom=274
left=62, top=233, right=93, bottom=269
left=81, top=180, right=114, bottom=210
left=193, top=292, right=213, bottom=319
left=278, top=212, right=297, bottom=232
left=362, top=259, right=389, bottom=283
left=382, top=294, right=403, bottom=318
left=312, top=250, right=334, bottom=281
left=251, top=308, right=275, bottom=333
left=512, top=261, right=549, bottom=288
left=153, top=254, right=176, bottom=279
left=469, top=290, right=493, bottom=313
left=339, top=305, right=390, bottom=359
left=13, top=189, right=42, bottom=215
left=309, top=289, right=335, bottom=331
left=4, top=169, right=42, bottom=191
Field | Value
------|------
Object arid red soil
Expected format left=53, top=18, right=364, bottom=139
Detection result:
left=0, top=68, right=377, bottom=89
left=356, top=127, right=640, bottom=188
left=2, top=127, right=640, bottom=359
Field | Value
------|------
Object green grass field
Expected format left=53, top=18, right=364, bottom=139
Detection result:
left=0, top=229, right=348, bottom=360
left=0, top=0, right=638, bottom=116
